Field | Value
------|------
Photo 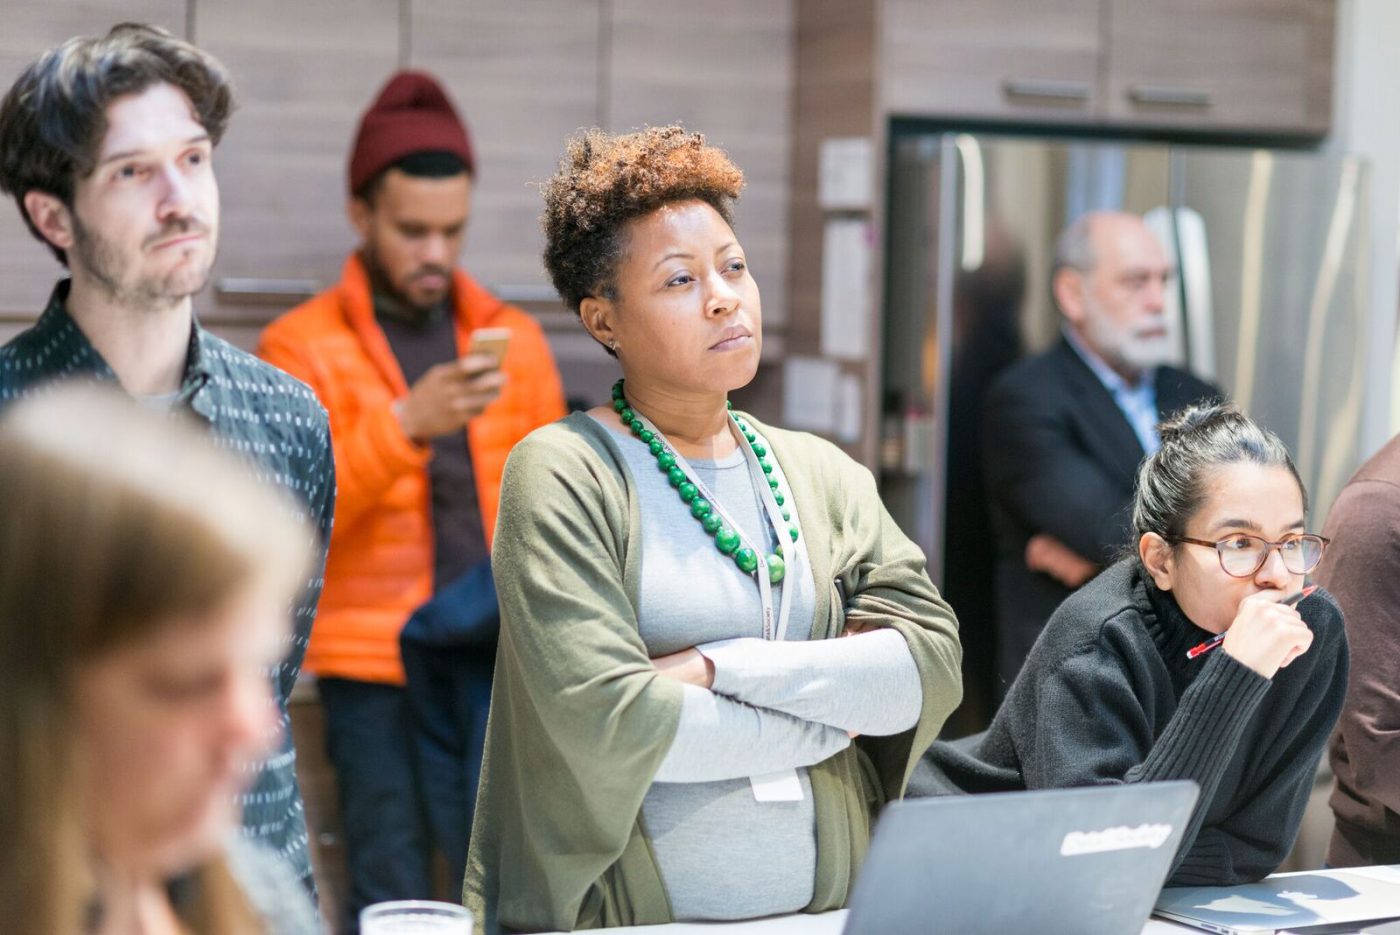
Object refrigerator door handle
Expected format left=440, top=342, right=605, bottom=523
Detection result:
left=1174, top=207, right=1218, bottom=382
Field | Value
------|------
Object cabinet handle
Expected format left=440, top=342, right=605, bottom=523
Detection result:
left=1001, top=78, right=1092, bottom=103
left=490, top=284, right=561, bottom=303
left=1127, top=85, right=1212, bottom=108
left=216, top=278, right=321, bottom=303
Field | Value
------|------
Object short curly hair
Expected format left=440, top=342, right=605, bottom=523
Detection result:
left=541, top=125, right=745, bottom=321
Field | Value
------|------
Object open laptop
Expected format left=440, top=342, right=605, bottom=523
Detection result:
left=1154, top=866, right=1400, bottom=934
left=843, top=781, right=1199, bottom=935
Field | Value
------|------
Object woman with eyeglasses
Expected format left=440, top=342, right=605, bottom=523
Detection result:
left=911, top=401, right=1347, bottom=886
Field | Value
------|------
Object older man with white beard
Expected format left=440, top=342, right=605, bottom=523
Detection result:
left=980, top=211, right=1220, bottom=693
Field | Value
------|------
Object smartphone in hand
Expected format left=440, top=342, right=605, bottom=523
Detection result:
left=467, top=327, right=511, bottom=369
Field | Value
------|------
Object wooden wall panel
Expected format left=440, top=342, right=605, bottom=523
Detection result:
left=788, top=0, right=876, bottom=354
left=783, top=0, right=878, bottom=457
left=607, top=0, right=794, bottom=333
left=408, top=0, right=601, bottom=294
left=192, top=0, right=401, bottom=326
left=0, top=3, right=188, bottom=319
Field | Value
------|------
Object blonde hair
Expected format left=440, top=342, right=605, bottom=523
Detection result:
left=0, top=385, right=311, bottom=933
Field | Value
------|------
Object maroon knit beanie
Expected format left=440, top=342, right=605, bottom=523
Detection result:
left=348, top=71, right=475, bottom=195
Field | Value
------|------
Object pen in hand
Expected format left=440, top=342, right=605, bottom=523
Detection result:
left=1185, top=584, right=1318, bottom=660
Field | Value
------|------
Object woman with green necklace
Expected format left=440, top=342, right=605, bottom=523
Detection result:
left=463, top=126, right=963, bottom=932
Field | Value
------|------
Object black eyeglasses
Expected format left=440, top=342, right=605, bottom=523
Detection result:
left=1171, top=533, right=1330, bottom=578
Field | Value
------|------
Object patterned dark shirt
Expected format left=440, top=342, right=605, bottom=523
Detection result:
left=0, top=281, right=335, bottom=892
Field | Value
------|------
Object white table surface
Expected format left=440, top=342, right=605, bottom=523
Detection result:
left=574, top=910, right=1194, bottom=934
left=559, top=866, right=1400, bottom=934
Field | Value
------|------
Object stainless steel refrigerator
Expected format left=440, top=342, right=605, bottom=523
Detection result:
left=879, top=132, right=1370, bottom=731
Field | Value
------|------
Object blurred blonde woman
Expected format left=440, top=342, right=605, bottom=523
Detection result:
left=0, top=386, right=318, bottom=934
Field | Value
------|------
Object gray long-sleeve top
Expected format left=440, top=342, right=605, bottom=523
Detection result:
left=656, top=632, right=923, bottom=782
left=609, top=425, right=922, bottom=921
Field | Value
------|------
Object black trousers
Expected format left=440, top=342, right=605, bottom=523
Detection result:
left=319, top=677, right=433, bottom=934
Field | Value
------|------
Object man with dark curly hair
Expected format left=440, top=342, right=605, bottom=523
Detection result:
left=463, top=125, right=964, bottom=931
left=0, top=23, right=334, bottom=894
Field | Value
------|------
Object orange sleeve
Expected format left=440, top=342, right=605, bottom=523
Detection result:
left=258, top=323, right=430, bottom=536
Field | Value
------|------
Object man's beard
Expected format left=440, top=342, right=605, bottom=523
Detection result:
left=362, top=243, right=451, bottom=319
left=1080, top=297, right=1171, bottom=377
left=71, top=214, right=214, bottom=311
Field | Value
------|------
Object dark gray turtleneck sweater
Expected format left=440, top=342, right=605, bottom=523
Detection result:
left=910, top=559, right=1348, bottom=886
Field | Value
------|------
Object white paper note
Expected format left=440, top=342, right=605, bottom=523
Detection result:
left=820, top=218, right=871, bottom=361
left=751, top=769, right=805, bottom=802
left=835, top=372, right=863, bottom=444
left=782, top=356, right=840, bottom=434
left=818, top=137, right=874, bottom=210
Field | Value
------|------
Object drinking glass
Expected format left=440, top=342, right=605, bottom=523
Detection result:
left=360, top=900, right=474, bottom=935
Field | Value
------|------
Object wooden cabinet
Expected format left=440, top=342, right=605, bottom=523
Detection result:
left=408, top=0, right=602, bottom=296
left=607, top=0, right=795, bottom=331
left=882, top=0, right=1102, bottom=123
left=878, top=0, right=1334, bottom=136
left=0, top=3, right=187, bottom=319
left=1104, top=0, right=1333, bottom=134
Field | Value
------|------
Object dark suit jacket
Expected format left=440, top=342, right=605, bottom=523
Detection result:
left=981, top=337, right=1219, bottom=690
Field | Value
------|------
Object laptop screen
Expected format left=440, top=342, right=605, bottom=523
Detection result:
left=846, top=782, right=1199, bottom=935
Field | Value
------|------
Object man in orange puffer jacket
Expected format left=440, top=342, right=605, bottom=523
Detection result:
left=258, top=71, right=565, bottom=932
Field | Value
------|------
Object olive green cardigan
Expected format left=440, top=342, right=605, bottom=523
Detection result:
left=463, top=412, right=962, bottom=932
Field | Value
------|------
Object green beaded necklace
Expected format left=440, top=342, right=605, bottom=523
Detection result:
left=612, top=379, right=798, bottom=585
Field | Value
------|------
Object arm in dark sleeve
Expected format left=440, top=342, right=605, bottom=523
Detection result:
left=1171, top=607, right=1349, bottom=885
left=981, top=376, right=1133, bottom=563
left=278, top=397, right=336, bottom=705
left=1022, top=636, right=1271, bottom=881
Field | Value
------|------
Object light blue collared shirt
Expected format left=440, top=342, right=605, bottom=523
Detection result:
left=1063, top=327, right=1161, bottom=455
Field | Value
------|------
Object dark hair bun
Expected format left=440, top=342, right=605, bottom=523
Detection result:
left=1157, top=399, right=1233, bottom=445
left=1133, top=398, right=1305, bottom=544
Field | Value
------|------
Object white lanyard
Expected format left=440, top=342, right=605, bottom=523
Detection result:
left=630, top=409, right=801, bottom=642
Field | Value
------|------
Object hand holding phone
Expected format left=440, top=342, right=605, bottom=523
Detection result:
left=395, top=328, right=512, bottom=441
left=467, top=327, right=512, bottom=370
